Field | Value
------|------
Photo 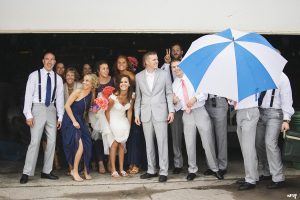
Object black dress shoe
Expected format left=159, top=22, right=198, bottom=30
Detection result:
left=259, top=175, right=272, bottom=181
left=203, top=169, right=214, bottom=175
left=20, top=174, right=28, bottom=184
left=158, top=175, right=167, bottom=182
left=236, top=178, right=259, bottom=185
left=238, top=182, right=256, bottom=191
left=41, top=172, right=59, bottom=180
left=173, top=167, right=183, bottom=174
left=140, top=173, right=158, bottom=179
left=267, top=181, right=285, bottom=189
left=219, top=169, right=227, bottom=176
left=213, top=171, right=224, bottom=180
left=186, top=173, right=196, bottom=181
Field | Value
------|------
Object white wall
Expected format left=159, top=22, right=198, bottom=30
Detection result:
left=0, top=0, right=300, bottom=34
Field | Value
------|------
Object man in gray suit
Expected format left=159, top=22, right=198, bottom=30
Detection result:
left=135, top=51, right=174, bottom=182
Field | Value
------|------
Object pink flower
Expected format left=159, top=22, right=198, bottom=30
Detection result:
left=94, top=96, right=109, bottom=111
left=102, top=86, right=115, bottom=99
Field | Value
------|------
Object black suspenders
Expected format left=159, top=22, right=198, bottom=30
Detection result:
left=38, top=69, right=57, bottom=103
left=52, top=73, right=57, bottom=103
left=259, top=89, right=276, bottom=108
left=38, top=69, right=42, bottom=102
left=269, top=89, right=275, bottom=107
left=169, top=64, right=174, bottom=83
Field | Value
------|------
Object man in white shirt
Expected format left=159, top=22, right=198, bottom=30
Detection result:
left=20, top=52, right=64, bottom=184
left=135, top=51, right=174, bottom=182
left=171, top=60, right=223, bottom=181
left=256, top=72, right=294, bottom=189
left=231, top=95, right=260, bottom=190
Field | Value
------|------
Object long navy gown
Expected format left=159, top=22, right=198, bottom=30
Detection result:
left=62, top=93, right=92, bottom=173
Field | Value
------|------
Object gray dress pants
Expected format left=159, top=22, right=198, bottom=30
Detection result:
left=236, top=107, right=259, bottom=184
left=142, top=117, right=169, bottom=176
left=205, top=97, right=228, bottom=170
left=23, top=104, right=57, bottom=176
left=182, top=107, right=218, bottom=173
left=170, top=110, right=184, bottom=168
left=256, top=108, right=285, bottom=182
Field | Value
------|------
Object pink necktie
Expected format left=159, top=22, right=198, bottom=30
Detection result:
left=181, top=79, right=191, bottom=113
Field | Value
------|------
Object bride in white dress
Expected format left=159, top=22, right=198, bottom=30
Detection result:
left=104, top=75, right=133, bottom=177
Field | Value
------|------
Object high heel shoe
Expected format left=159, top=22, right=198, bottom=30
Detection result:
left=83, top=173, right=92, bottom=180
left=70, top=170, right=84, bottom=182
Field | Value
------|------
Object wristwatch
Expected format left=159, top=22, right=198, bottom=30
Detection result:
left=283, top=120, right=290, bottom=124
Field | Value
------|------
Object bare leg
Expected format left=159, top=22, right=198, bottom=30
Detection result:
left=109, top=141, right=118, bottom=174
left=71, top=139, right=84, bottom=182
left=98, top=161, right=106, bottom=174
left=118, top=143, right=125, bottom=172
left=118, top=143, right=128, bottom=177
left=54, top=150, right=61, bottom=170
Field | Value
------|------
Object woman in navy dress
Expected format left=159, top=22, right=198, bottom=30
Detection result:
left=62, top=74, right=99, bottom=182
left=91, top=60, right=114, bottom=174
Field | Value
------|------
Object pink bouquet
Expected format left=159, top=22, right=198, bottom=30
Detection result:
left=102, top=86, right=115, bottom=99
left=94, top=97, right=109, bottom=111
left=93, top=86, right=115, bottom=111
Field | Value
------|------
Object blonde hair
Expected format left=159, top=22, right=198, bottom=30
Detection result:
left=85, top=73, right=99, bottom=89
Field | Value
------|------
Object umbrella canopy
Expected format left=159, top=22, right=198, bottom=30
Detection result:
left=179, top=28, right=287, bottom=102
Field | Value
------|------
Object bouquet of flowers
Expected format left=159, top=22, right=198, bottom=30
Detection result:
left=127, top=56, right=138, bottom=72
left=92, top=86, right=115, bottom=112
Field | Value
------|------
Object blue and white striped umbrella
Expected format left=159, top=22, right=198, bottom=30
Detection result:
left=179, top=28, right=287, bottom=102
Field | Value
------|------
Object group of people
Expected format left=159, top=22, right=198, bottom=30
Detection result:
left=19, top=43, right=294, bottom=191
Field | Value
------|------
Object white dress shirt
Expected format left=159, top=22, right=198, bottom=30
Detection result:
left=172, top=74, right=208, bottom=111
left=260, top=72, right=294, bottom=120
left=229, top=94, right=258, bottom=110
left=145, top=69, right=155, bottom=92
left=23, top=68, right=64, bottom=121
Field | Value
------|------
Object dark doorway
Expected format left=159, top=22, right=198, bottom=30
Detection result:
left=0, top=33, right=299, bottom=147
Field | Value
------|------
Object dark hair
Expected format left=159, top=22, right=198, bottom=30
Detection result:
left=171, top=43, right=183, bottom=51
left=95, top=60, right=109, bottom=73
left=43, top=52, right=55, bottom=59
left=113, top=55, right=133, bottom=77
left=170, top=58, right=182, bottom=66
left=142, top=51, right=157, bottom=67
left=114, top=74, right=133, bottom=103
left=65, top=67, right=80, bottom=81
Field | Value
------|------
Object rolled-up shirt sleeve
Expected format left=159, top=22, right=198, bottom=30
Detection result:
left=280, top=74, right=295, bottom=120
left=56, top=76, right=65, bottom=121
left=23, top=73, right=35, bottom=120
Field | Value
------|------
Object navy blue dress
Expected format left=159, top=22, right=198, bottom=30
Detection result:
left=62, top=93, right=92, bottom=173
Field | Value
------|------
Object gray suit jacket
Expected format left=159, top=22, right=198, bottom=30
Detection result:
left=135, top=68, right=174, bottom=123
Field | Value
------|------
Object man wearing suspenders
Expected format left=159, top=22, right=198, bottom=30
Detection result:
left=20, top=52, right=64, bottom=184
left=255, top=72, right=294, bottom=189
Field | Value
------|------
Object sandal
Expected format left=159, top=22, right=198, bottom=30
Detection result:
left=120, top=170, right=128, bottom=177
left=83, top=173, right=92, bottom=180
left=111, top=171, right=120, bottom=178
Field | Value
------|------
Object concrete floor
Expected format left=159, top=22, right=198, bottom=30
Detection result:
left=0, top=157, right=299, bottom=200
